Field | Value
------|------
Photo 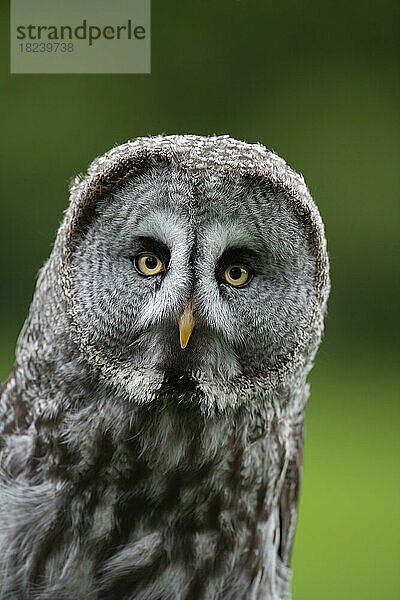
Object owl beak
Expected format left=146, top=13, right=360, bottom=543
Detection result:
left=178, top=302, right=195, bottom=349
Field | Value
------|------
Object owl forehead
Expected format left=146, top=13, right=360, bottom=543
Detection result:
left=110, top=163, right=269, bottom=258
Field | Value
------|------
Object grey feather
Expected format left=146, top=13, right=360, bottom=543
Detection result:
left=0, top=135, right=330, bottom=599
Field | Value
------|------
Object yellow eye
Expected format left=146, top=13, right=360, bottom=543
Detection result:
left=135, top=253, right=165, bottom=276
left=223, top=264, right=251, bottom=287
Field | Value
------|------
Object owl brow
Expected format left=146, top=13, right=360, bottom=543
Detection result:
left=132, top=236, right=171, bottom=265
left=216, top=245, right=263, bottom=272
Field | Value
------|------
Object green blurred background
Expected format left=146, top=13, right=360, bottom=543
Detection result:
left=1, top=1, right=399, bottom=598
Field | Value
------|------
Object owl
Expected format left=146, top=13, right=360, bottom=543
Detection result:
left=0, top=135, right=329, bottom=599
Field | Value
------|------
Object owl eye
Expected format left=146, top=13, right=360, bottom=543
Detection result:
left=135, top=253, right=165, bottom=276
left=223, top=264, right=252, bottom=287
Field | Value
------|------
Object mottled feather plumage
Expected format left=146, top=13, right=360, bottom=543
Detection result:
left=0, top=135, right=329, bottom=599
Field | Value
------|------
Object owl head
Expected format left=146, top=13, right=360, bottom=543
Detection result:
left=54, top=136, right=329, bottom=410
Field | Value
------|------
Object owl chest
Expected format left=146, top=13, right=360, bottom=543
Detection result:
left=78, top=429, right=284, bottom=598
left=4, top=406, right=286, bottom=598
left=99, top=418, right=275, bottom=525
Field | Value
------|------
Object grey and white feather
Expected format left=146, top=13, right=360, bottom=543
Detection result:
left=0, top=135, right=330, bottom=599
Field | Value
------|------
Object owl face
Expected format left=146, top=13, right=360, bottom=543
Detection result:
left=71, top=162, right=316, bottom=383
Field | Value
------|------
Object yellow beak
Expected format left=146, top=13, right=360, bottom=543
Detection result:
left=178, top=302, right=195, bottom=349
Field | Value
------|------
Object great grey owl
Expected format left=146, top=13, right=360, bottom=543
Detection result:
left=0, top=135, right=329, bottom=599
